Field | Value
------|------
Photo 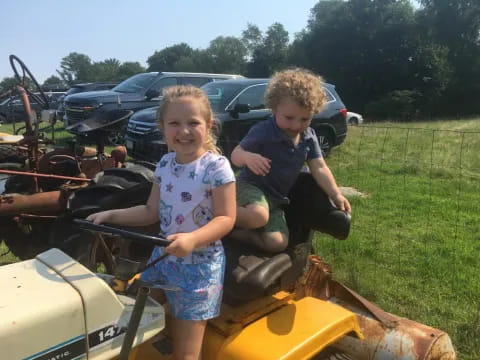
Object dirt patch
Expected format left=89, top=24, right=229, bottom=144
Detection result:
left=340, top=186, right=368, bottom=197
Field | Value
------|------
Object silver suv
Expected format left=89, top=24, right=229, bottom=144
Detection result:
left=63, top=72, right=244, bottom=139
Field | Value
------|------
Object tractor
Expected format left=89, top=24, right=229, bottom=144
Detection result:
left=0, top=172, right=456, bottom=359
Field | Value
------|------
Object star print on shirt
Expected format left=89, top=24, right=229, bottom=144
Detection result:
left=166, top=183, right=173, bottom=192
left=214, top=179, right=224, bottom=187
left=189, top=171, right=196, bottom=179
left=159, top=160, right=168, bottom=168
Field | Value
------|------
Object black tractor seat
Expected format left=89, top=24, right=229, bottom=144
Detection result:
left=222, top=172, right=351, bottom=305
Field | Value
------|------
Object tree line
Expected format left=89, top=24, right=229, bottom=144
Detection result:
left=1, top=0, right=479, bottom=120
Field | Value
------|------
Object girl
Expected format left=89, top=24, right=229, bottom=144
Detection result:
left=87, top=85, right=236, bottom=360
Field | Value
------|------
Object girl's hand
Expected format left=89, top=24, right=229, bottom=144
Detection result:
left=245, top=152, right=271, bottom=176
left=331, top=193, right=351, bottom=213
left=165, top=232, right=197, bottom=257
left=86, top=210, right=114, bottom=225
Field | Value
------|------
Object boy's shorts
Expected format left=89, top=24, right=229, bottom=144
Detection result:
left=141, top=246, right=225, bottom=321
left=236, top=181, right=289, bottom=236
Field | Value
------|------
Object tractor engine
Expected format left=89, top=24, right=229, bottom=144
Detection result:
left=0, top=249, right=164, bottom=360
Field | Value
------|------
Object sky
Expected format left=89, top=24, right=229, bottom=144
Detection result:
left=0, top=0, right=319, bottom=83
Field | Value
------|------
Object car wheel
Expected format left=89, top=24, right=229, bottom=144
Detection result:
left=315, top=129, right=333, bottom=157
left=348, top=117, right=358, bottom=125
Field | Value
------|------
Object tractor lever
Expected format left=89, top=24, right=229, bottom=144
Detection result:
left=73, top=219, right=171, bottom=247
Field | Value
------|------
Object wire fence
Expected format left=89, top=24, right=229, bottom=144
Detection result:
left=316, top=125, right=480, bottom=359
left=0, top=123, right=479, bottom=357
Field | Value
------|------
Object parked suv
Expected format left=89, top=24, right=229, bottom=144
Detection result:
left=124, top=78, right=347, bottom=162
left=57, top=82, right=118, bottom=122
left=63, top=72, right=244, bottom=134
left=0, top=91, right=65, bottom=123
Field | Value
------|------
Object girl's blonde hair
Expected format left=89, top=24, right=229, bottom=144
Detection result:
left=157, top=85, right=220, bottom=154
left=265, top=68, right=327, bottom=114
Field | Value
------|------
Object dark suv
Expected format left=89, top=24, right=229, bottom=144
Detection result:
left=0, top=91, right=65, bottom=123
left=63, top=72, right=244, bottom=133
left=57, top=82, right=118, bottom=122
left=124, top=78, right=347, bottom=162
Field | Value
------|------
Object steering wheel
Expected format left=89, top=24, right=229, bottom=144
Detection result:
left=73, top=219, right=171, bottom=247
left=9, top=54, right=50, bottom=109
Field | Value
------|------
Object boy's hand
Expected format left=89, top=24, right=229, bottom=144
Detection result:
left=245, top=152, right=271, bottom=176
left=165, top=232, right=196, bottom=257
left=331, top=193, right=352, bottom=213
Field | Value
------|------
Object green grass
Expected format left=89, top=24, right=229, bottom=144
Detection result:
left=2, top=118, right=480, bottom=358
left=316, top=118, right=480, bottom=359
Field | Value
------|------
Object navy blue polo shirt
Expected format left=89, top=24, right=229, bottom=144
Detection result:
left=238, top=116, right=322, bottom=204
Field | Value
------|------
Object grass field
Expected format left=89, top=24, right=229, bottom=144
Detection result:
left=1, top=118, right=480, bottom=358
left=315, top=117, right=480, bottom=359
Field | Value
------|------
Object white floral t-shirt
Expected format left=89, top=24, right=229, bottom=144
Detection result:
left=154, top=150, right=235, bottom=264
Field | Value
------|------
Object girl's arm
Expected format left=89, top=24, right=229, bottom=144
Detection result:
left=307, top=157, right=351, bottom=213
left=165, top=182, right=236, bottom=257
left=87, top=183, right=160, bottom=226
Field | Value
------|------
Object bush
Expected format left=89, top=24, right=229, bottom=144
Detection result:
left=365, top=90, right=421, bottom=121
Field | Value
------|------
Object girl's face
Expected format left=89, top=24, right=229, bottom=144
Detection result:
left=162, top=96, right=211, bottom=164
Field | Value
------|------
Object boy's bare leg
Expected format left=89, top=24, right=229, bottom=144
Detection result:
left=235, top=204, right=268, bottom=229
left=229, top=228, right=288, bottom=253
left=171, top=318, right=207, bottom=360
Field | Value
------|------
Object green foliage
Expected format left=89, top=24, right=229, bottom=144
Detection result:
left=0, top=76, right=23, bottom=93
left=248, top=23, right=289, bottom=77
left=56, top=53, right=146, bottom=85
left=365, top=89, right=421, bottom=121
left=147, top=43, right=195, bottom=72
left=56, top=52, right=93, bottom=85
left=206, top=36, right=247, bottom=74
left=116, top=62, right=146, bottom=81
left=42, top=75, right=65, bottom=89
left=16, top=0, right=480, bottom=118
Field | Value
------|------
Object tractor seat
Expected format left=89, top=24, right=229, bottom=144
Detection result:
left=222, top=172, right=351, bottom=305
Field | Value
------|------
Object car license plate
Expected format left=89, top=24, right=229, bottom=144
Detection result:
left=126, top=139, right=134, bottom=150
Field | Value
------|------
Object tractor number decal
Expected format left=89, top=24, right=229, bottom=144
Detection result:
left=25, top=324, right=126, bottom=360
left=89, top=323, right=125, bottom=349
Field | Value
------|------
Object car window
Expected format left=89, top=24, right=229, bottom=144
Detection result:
left=324, top=87, right=335, bottom=103
left=181, top=77, right=211, bottom=87
left=202, top=82, right=247, bottom=113
left=150, top=77, right=178, bottom=92
left=113, top=73, right=158, bottom=93
left=235, top=84, right=267, bottom=110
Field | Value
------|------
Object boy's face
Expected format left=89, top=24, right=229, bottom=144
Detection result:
left=272, top=98, right=313, bottom=139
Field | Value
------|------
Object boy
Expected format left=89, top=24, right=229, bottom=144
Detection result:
left=230, top=68, right=351, bottom=253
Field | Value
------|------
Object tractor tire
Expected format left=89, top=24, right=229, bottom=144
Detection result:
left=0, top=145, right=26, bottom=166
left=50, top=162, right=155, bottom=273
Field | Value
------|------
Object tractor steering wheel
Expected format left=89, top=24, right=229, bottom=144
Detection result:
left=9, top=54, right=50, bottom=109
left=73, top=219, right=171, bottom=247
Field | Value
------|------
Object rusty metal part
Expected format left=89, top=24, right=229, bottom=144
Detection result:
left=16, top=85, right=34, bottom=136
left=111, top=145, right=127, bottom=165
left=0, top=190, right=70, bottom=216
left=297, top=256, right=457, bottom=360
left=81, top=157, right=116, bottom=179
left=0, top=169, right=92, bottom=182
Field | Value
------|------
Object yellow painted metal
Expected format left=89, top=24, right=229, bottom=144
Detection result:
left=214, top=296, right=363, bottom=360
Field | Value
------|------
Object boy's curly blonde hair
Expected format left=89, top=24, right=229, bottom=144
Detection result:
left=265, top=68, right=327, bottom=114
left=157, top=85, right=220, bottom=154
